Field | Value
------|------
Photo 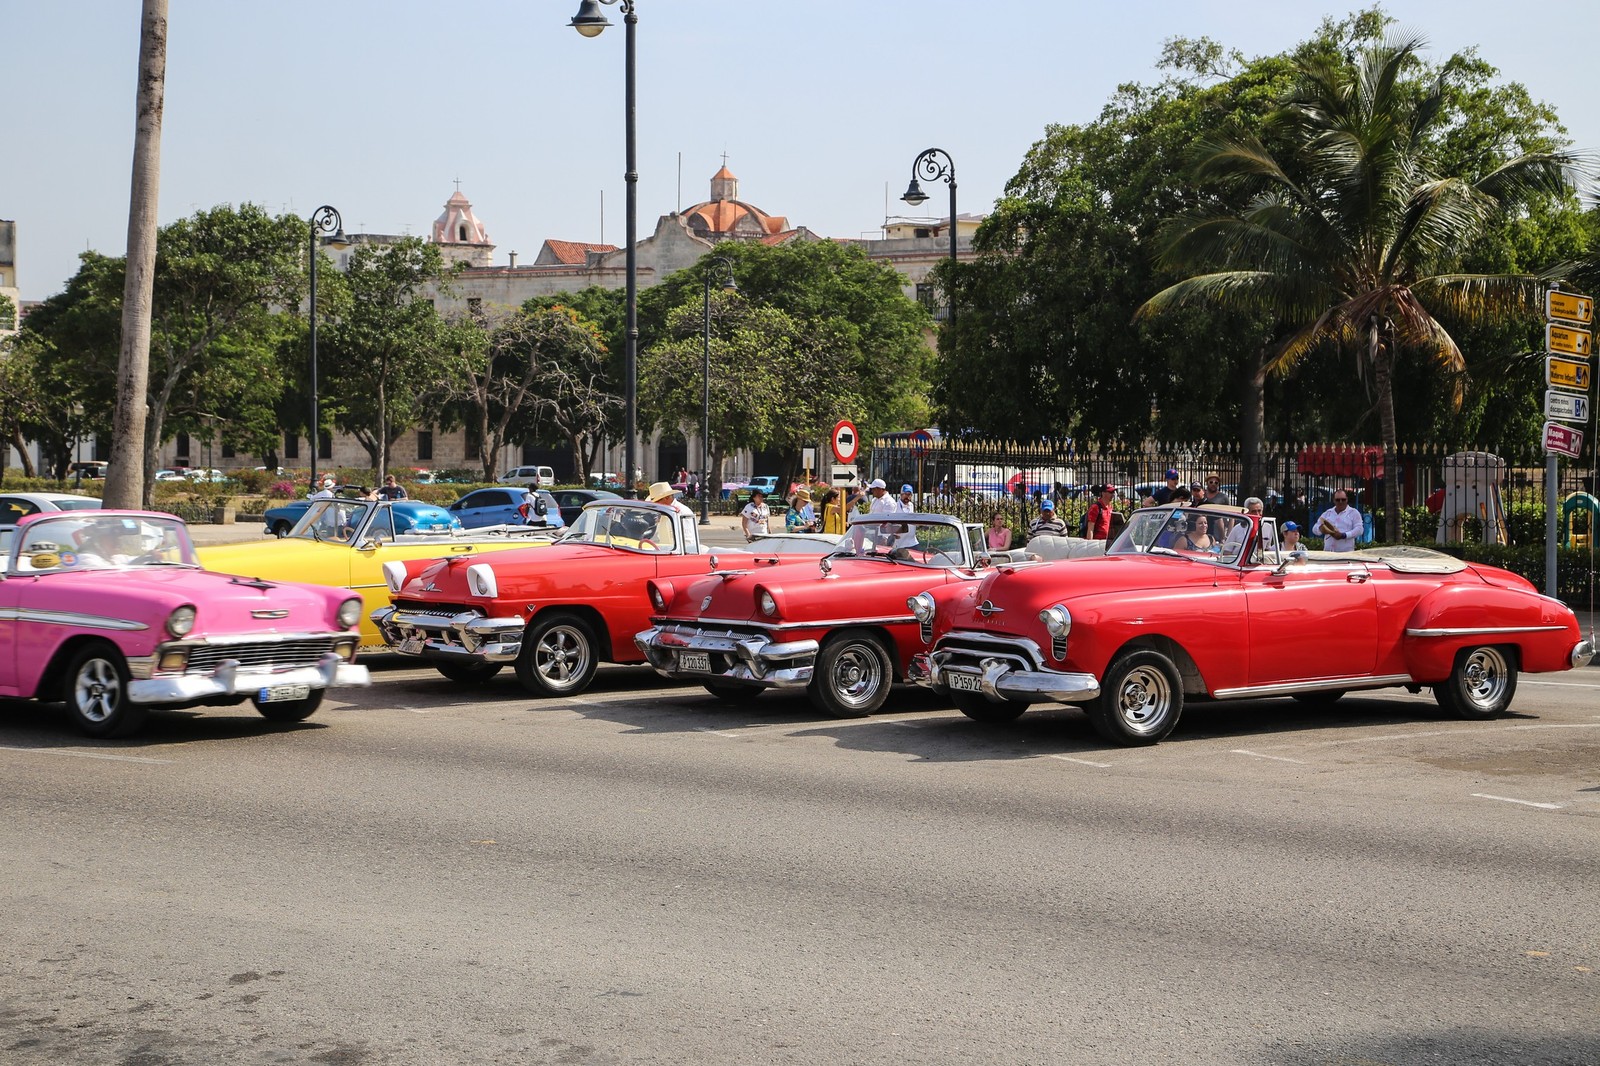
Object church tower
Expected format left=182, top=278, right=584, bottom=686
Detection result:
left=431, top=187, right=495, bottom=268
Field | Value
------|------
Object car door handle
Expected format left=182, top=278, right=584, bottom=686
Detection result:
left=451, top=545, right=475, bottom=552
left=1347, top=571, right=1370, bottom=583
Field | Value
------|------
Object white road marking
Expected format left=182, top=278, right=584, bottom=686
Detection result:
left=1230, top=749, right=1308, bottom=764
left=1506, top=723, right=1600, bottom=731
left=1472, top=793, right=1565, bottom=810
left=1523, top=679, right=1600, bottom=689
left=1050, top=754, right=1111, bottom=768
left=694, top=727, right=743, bottom=738
left=0, top=745, right=171, bottom=764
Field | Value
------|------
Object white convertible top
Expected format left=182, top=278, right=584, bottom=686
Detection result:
left=1352, top=545, right=1469, bottom=574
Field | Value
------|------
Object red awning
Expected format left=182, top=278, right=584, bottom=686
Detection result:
left=1296, top=445, right=1385, bottom=478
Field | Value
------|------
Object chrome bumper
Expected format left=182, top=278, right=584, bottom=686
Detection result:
left=908, top=649, right=1101, bottom=705
left=1574, top=639, right=1596, bottom=669
left=371, top=606, right=524, bottom=662
left=635, top=624, right=819, bottom=689
left=127, top=654, right=369, bottom=704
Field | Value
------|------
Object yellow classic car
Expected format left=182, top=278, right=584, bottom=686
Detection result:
left=197, top=498, right=560, bottom=649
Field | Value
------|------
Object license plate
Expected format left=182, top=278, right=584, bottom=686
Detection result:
left=396, top=633, right=424, bottom=655
left=677, top=651, right=711, bottom=673
left=946, top=671, right=984, bottom=693
left=258, top=683, right=311, bottom=703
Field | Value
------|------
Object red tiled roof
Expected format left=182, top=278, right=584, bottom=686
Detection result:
left=542, top=239, right=617, bottom=265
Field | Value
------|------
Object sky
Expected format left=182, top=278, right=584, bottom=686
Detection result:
left=7, top=0, right=1599, bottom=303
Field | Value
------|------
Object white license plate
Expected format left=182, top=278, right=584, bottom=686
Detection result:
left=677, top=651, right=711, bottom=673
left=946, top=671, right=984, bottom=693
left=396, top=633, right=424, bottom=655
left=258, top=683, right=311, bottom=703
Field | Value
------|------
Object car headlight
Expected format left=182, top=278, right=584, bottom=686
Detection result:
left=166, top=604, right=196, bottom=638
left=466, top=563, right=498, bottom=598
left=382, top=560, right=409, bottom=594
left=337, top=597, right=363, bottom=628
left=1039, top=604, right=1072, bottom=638
left=908, top=592, right=936, bottom=624
left=757, top=588, right=779, bottom=619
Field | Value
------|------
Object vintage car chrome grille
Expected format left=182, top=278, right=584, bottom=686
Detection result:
left=934, top=632, right=1045, bottom=673
left=396, top=606, right=476, bottom=622
left=182, top=637, right=337, bottom=673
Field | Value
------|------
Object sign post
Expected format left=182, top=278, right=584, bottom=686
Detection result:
left=1543, top=289, right=1594, bottom=595
left=909, top=429, right=933, bottom=507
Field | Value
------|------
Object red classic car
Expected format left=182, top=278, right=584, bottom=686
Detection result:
left=908, top=504, right=1595, bottom=745
left=636, top=513, right=998, bottom=716
left=371, top=499, right=818, bottom=695
left=4, top=511, right=369, bottom=737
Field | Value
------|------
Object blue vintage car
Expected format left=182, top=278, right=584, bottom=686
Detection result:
left=264, top=495, right=459, bottom=538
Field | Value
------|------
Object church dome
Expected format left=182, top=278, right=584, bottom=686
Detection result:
left=682, top=164, right=788, bottom=241
left=432, top=190, right=490, bottom=246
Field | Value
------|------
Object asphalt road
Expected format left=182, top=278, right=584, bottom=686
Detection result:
left=3, top=658, right=1598, bottom=1066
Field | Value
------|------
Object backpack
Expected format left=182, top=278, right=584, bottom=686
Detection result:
left=1076, top=509, right=1089, bottom=537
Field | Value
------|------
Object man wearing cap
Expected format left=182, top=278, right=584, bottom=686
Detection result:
left=309, top=476, right=336, bottom=501
left=1203, top=474, right=1234, bottom=506
left=896, top=484, right=916, bottom=513
left=1152, top=469, right=1180, bottom=505
left=866, top=478, right=898, bottom=515
left=1085, top=484, right=1118, bottom=541
left=1027, top=498, right=1067, bottom=541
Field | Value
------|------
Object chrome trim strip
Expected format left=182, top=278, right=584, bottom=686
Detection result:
left=0, top=608, right=148, bottom=632
left=660, top=613, right=917, bottom=632
left=1404, top=625, right=1567, bottom=637
left=1209, top=674, right=1413, bottom=700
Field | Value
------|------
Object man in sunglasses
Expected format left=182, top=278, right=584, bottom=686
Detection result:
left=1316, top=491, right=1362, bottom=551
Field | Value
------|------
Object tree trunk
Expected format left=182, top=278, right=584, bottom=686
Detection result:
left=1371, top=317, right=1401, bottom=543
left=104, top=0, right=167, bottom=510
left=11, top=429, right=35, bottom=477
left=1239, top=349, right=1268, bottom=499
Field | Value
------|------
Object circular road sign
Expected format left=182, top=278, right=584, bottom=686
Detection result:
left=832, top=420, right=860, bottom=464
left=910, top=428, right=934, bottom=459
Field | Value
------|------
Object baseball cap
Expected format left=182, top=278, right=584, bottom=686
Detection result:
left=900, top=484, right=914, bottom=493
left=1165, top=468, right=1179, bottom=479
left=1040, top=499, right=1055, bottom=511
left=1283, top=521, right=1299, bottom=531
left=869, top=478, right=886, bottom=490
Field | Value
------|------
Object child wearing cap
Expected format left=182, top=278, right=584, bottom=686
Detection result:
left=1282, top=520, right=1303, bottom=554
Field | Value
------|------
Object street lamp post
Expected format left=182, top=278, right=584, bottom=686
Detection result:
left=700, top=256, right=736, bottom=525
left=570, top=0, right=640, bottom=497
left=900, top=148, right=958, bottom=329
left=307, top=204, right=342, bottom=489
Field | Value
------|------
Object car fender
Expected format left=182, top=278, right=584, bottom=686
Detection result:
left=1402, top=582, right=1582, bottom=679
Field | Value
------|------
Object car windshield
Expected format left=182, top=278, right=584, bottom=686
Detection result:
left=1110, top=505, right=1255, bottom=566
left=560, top=502, right=681, bottom=553
left=11, top=513, right=196, bottom=574
left=829, top=517, right=971, bottom=567
left=290, top=499, right=375, bottom=544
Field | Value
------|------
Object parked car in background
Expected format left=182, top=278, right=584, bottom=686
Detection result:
left=448, top=487, right=565, bottom=530
left=500, top=465, right=555, bottom=487
left=69, top=461, right=110, bottom=480
left=200, top=498, right=559, bottom=650
left=262, top=485, right=371, bottom=537
left=0, top=492, right=103, bottom=523
left=154, top=469, right=188, bottom=482
left=638, top=513, right=1002, bottom=716
left=909, top=503, right=1595, bottom=746
left=551, top=488, right=620, bottom=526
left=5, top=510, right=370, bottom=736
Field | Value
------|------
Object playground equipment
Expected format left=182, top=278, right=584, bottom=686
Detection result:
left=1435, top=451, right=1507, bottom=545
left=1560, top=492, right=1598, bottom=551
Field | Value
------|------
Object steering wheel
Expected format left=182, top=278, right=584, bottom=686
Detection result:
left=129, top=552, right=166, bottom=565
left=637, top=538, right=658, bottom=551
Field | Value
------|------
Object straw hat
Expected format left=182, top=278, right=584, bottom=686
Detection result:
left=793, top=487, right=811, bottom=499
left=646, top=481, right=675, bottom=502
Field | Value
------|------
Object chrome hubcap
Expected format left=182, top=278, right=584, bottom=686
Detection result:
left=74, top=659, right=120, bottom=723
left=1461, top=648, right=1509, bottom=710
left=536, top=626, right=590, bottom=688
left=1118, top=665, right=1171, bottom=733
left=832, top=646, right=883, bottom=708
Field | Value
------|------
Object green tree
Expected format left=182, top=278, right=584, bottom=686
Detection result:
left=1141, top=31, right=1576, bottom=538
left=317, top=237, right=453, bottom=479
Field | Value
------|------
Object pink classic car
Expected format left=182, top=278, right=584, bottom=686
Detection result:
left=636, top=513, right=997, bottom=716
left=909, top=504, right=1595, bottom=745
left=4, top=511, right=369, bottom=737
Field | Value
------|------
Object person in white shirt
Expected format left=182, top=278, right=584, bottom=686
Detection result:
left=309, top=476, right=336, bottom=500
left=866, top=478, right=899, bottom=515
left=740, top=488, right=771, bottom=540
left=896, top=484, right=916, bottom=513
left=1224, top=497, right=1264, bottom=550
left=1316, top=491, right=1362, bottom=551
left=647, top=481, right=695, bottom=520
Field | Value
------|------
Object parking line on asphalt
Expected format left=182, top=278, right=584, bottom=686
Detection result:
left=0, top=745, right=171, bottom=764
left=1472, top=793, right=1565, bottom=810
left=1050, top=754, right=1112, bottom=768
left=694, top=727, right=743, bottom=738
left=1230, top=749, right=1308, bottom=764
left=1523, top=679, right=1600, bottom=689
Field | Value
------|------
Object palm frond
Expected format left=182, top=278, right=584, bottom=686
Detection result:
left=1137, top=270, right=1335, bottom=324
left=1410, top=273, right=1544, bottom=325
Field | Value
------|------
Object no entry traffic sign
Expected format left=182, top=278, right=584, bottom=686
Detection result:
left=910, top=428, right=934, bottom=459
left=831, top=420, right=860, bottom=465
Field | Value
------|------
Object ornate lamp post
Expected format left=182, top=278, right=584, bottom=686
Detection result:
left=307, top=204, right=342, bottom=488
left=570, top=0, right=640, bottom=496
left=700, top=255, right=736, bottom=525
left=900, top=148, right=958, bottom=329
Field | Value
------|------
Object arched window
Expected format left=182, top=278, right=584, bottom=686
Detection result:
left=458, top=224, right=469, bottom=241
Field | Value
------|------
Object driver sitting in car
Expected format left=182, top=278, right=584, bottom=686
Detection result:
left=70, top=522, right=142, bottom=568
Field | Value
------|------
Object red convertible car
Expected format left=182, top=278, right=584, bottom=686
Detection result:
left=908, top=504, right=1595, bottom=745
left=372, top=499, right=818, bottom=695
left=3, top=511, right=369, bottom=736
left=637, top=513, right=998, bottom=716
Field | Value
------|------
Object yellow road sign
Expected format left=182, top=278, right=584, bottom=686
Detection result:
left=1547, top=323, right=1592, bottom=357
left=1547, top=356, right=1591, bottom=391
left=1546, top=291, right=1594, bottom=325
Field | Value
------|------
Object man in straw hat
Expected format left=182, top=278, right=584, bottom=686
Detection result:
left=646, top=481, right=695, bottom=520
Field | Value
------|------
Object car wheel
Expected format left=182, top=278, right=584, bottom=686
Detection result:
left=1433, top=645, right=1517, bottom=720
left=434, top=661, right=504, bottom=684
left=271, top=520, right=292, bottom=537
left=252, top=688, right=325, bottom=722
left=515, top=612, right=598, bottom=697
left=1292, top=690, right=1345, bottom=709
left=704, top=680, right=762, bottom=702
left=1087, top=649, right=1183, bottom=746
left=952, top=691, right=1025, bottom=723
left=809, top=631, right=892, bottom=718
left=62, top=643, right=147, bottom=738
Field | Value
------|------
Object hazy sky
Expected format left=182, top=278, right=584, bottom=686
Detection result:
left=8, top=0, right=1598, bottom=302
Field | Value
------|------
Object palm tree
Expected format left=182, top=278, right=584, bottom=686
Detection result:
left=1139, top=33, right=1574, bottom=540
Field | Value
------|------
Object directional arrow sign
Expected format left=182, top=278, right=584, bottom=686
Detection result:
left=831, top=419, right=860, bottom=465
left=1546, top=323, right=1592, bottom=357
left=1547, top=356, right=1591, bottom=391
left=1543, top=421, right=1584, bottom=460
left=1545, top=389, right=1590, bottom=424
left=1547, top=291, right=1594, bottom=325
